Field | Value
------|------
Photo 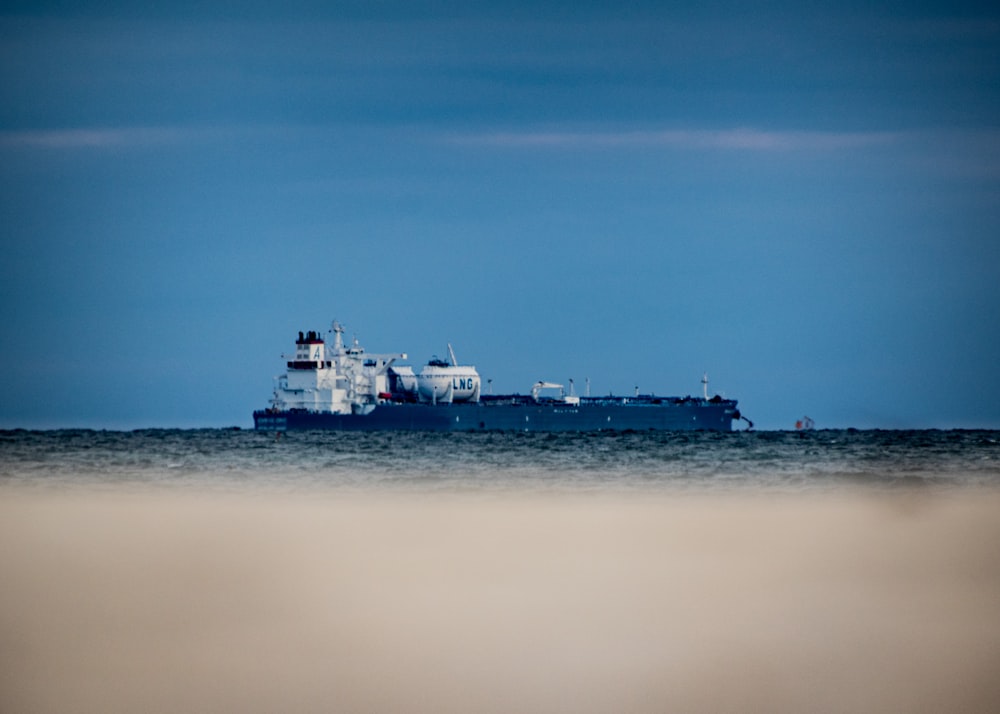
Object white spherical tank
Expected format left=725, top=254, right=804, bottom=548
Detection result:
left=417, top=360, right=481, bottom=403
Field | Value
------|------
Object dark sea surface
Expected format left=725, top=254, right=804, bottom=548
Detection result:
left=2, top=428, right=998, bottom=492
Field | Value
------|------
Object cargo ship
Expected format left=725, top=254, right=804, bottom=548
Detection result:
left=253, top=322, right=749, bottom=432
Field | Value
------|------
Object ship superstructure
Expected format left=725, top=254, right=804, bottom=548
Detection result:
left=255, top=321, right=748, bottom=432
left=271, top=322, right=408, bottom=415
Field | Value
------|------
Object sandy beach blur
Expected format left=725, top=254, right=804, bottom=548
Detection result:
left=2, top=487, right=999, bottom=713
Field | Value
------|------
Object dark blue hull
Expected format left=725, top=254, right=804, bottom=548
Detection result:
left=254, top=397, right=740, bottom=432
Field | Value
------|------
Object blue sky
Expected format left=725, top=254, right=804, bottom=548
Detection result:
left=1, top=1, right=998, bottom=429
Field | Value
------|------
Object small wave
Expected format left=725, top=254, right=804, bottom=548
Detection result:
left=1, top=428, right=998, bottom=493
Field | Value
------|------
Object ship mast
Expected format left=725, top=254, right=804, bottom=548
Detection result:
left=330, top=320, right=345, bottom=352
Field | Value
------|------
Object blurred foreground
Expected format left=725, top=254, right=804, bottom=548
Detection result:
left=2, top=488, right=999, bottom=713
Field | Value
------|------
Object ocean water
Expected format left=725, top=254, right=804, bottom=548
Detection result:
left=4, top=428, right=1000, bottom=714
left=3, top=428, right=998, bottom=492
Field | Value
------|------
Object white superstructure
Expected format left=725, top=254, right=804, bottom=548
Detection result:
left=270, top=322, right=407, bottom=414
left=268, top=322, right=480, bottom=414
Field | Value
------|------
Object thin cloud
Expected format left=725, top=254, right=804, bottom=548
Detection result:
left=0, top=126, right=192, bottom=149
left=448, top=128, right=903, bottom=151
left=0, top=126, right=232, bottom=149
left=0, top=123, right=374, bottom=150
